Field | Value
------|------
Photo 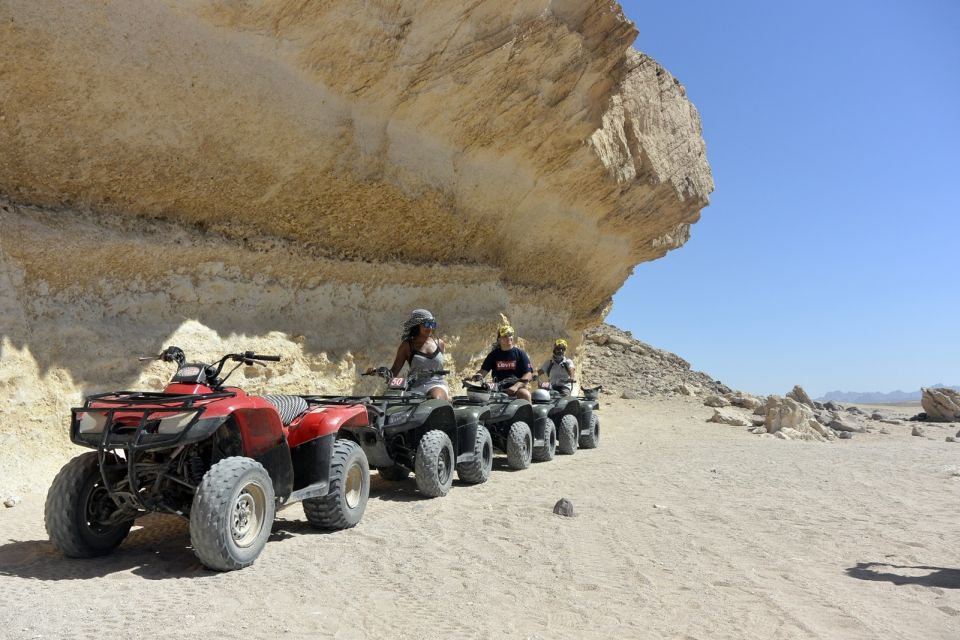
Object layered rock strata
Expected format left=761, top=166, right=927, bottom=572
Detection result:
left=0, top=1, right=712, bottom=488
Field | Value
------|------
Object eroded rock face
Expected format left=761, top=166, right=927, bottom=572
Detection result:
left=0, top=1, right=712, bottom=489
left=921, top=388, right=960, bottom=422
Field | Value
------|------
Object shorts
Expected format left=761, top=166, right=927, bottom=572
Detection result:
left=409, top=379, right=449, bottom=397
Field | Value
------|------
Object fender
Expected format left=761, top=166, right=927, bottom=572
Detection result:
left=504, top=399, right=534, bottom=426
left=550, top=397, right=580, bottom=420
left=230, top=406, right=286, bottom=457
left=287, top=404, right=370, bottom=448
left=384, top=399, right=455, bottom=435
left=452, top=404, right=491, bottom=428
left=530, top=403, right=553, bottom=442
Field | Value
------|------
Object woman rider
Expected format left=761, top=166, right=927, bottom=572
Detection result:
left=368, top=309, right=449, bottom=400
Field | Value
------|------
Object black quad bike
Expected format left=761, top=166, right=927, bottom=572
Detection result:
left=531, top=377, right=583, bottom=455
left=536, top=378, right=602, bottom=451
left=45, top=347, right=370, bottom=571
left=576, top=384, right=602, bottom=449
left=456, top=377, right=549, bottom=470
left=307, top=367, right=492, bottom=498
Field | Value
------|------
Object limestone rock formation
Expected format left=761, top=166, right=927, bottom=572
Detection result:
left=921, top=387, right=960, bottom=422
left=0, top=1, right=712, bottom=490
left=786, top=385, right=814, bottom=407
left=762, top=396, right=834, bottom=442
left=707, top=408, right=751, bottom=427
left=578, top=325, right=727, bottom=398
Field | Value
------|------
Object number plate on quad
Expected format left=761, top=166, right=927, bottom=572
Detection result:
left=388, top=377, right=406, bottom=389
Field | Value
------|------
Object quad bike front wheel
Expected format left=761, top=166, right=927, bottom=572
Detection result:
left=580, top=413, right=600, bottom=449
left=558, top=414, right=580, bottom=455
left=304, top=439, right=370, bottom=530
left=456, top=424, right=493, bottom=484
left=190, top=457, right=275, bottom=571
left=506, top=421, right=533, bottom=470
left=533, top=418, right=557, bottom=462
left=45, top=452, right=135, bottom=558
left=414, top=430, right=455, bottom=497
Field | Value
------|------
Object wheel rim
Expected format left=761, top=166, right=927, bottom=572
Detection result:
left=232, top=482, right=267, bottom=548
left=437, top=446, right=452, bottom=485
left=345, top=462, right=363, bottom=509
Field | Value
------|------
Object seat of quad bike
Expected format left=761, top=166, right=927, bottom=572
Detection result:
left=262, top=394, right=309, bottom=426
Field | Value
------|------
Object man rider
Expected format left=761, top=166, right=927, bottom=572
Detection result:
left=474, top=324, right=533, bottom=401
left=537, top=338, right=577, bottom=395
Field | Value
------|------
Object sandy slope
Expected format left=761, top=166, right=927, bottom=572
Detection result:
left=1, top=397, right=958, bottom=639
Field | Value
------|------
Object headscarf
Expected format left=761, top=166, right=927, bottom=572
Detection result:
left=553, top=338, right=568, bottom=363
left=402, top=309, right=435, bottom=340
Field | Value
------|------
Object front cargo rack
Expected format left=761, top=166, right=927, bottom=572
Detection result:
left=71, top=390, right=237, bottom=450
left=81, top=390, right=236, bottom=408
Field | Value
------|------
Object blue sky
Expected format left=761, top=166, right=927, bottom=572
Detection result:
left=609, top=1, right=960, bottom=397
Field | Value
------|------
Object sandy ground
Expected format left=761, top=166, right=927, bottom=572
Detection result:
left=1, top=396, right=958, bottom=639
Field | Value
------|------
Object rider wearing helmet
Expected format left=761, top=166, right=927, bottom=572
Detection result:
left=474, top=324, right=533, bottom=401
left=366, top=309, right=449, bottom=400
left=537, top=338, right=576, bottom=396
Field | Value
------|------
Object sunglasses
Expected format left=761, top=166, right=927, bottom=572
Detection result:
left=500, top=332, right=514, bottom=338
left=421, top=320, right=437, bottom=329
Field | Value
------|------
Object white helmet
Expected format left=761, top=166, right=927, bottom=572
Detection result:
left=531, top=388, right=551, bottom=402
left=467, top=388, right=491, bottom=403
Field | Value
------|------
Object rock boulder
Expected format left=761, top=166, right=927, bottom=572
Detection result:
left=921, top=388, right=960, bottom=422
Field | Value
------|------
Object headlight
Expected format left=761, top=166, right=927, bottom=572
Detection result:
left=385, top=408, right=413, bottom=426
left=156, top=412, right=197, bottom=434
left=77, top=411, right=108, bottom=434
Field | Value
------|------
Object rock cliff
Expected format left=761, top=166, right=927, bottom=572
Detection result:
left=0, top=0, right=712, bottom=489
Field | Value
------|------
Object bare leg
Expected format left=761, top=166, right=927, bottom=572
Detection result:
left=428, top=387, right=450, bottom=401
left=507, top=383, right=532, bottom=401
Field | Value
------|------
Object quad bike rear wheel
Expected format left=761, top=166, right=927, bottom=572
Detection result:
left=456, top=424, right=493, bottom=484
left=533, top=418, right=557, bottom=462
left=45, top=452, right=135, bottom=558
left=304, top=439, right=370, bottom=530
left=414, top=430, right=455, bottom=497
left=579, top=413, right=600, bottom=449
left=558, top=414, right=579, bottom=455
left=378, top=465, right=410, bottom=481
left=190, top=457, right=275, bottom=571
left=506, top=421, right=533, bottom=470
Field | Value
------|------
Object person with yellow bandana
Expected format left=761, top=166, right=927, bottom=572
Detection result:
left=473, top=324, right=533, bottom=401
left=537, top=338, right=577, bottom=396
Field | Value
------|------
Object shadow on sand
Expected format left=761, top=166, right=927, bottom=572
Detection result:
left=0, top=512, right=338, bottom=581
left=846, top=562, right=960, bottom=589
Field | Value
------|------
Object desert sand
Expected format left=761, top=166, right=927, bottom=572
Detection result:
left=1, top=396, right=958, bottom=639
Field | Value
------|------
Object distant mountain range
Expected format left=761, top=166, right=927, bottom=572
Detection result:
left=818, top=384, right=960, bottom=404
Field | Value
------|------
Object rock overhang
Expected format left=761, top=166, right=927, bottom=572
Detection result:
left=0, top=0, right=712, bottom=383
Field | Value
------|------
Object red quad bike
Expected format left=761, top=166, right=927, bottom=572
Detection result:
left=44, top=346, right=371, bottom=571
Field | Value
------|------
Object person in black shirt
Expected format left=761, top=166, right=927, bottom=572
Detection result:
left=474, top=324, right=533, bottom=401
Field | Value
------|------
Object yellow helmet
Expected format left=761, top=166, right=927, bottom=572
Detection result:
left=498, top=324, right=515, bottom=338
left=554, top=338, right=568, bottom=350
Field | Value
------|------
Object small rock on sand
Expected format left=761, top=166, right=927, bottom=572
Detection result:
left=553, top=498, right=575, bottom=517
